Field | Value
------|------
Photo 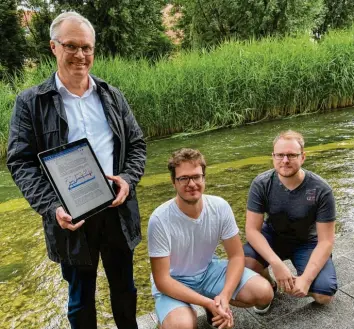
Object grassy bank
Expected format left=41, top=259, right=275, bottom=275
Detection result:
left=1, top=27, right=354, bottom=154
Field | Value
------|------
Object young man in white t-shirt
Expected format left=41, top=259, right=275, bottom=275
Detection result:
left=148, top=148, right=274, bottom=329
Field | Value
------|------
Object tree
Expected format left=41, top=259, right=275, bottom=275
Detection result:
left=318, top=0, right=354, bottom=34
left=25, top=0, right=173, bottom=60
left=0, top=0, right=27, bottom=78
left=173, top=0, right=325, bottom=49
left=26, top=5, right=54, bottom=60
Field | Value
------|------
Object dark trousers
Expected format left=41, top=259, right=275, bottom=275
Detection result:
left=61, top=208, right=138, bottom=329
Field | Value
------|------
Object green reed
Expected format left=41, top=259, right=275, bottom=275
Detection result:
left=0, top=81, right=16, bottom=158
left=1, top=27, right=354, bottom=154
left=86, top=27, right=354, bottom=136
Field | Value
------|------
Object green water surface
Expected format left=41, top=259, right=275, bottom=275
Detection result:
left=1, top=108, right=354, bottom=328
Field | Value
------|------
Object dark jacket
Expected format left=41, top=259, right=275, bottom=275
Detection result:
left=7, top=73, right=146, bottom=265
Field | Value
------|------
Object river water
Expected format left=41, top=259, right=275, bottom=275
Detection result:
left=1, top=108, right=354, bottom=328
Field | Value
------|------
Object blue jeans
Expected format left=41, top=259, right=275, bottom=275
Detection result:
left=61, top=208, right=138, bottom=329
left=243, top=223, right=337, bottom=296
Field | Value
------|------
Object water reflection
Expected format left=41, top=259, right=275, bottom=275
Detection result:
left=146, top=108, right=354, bottom=175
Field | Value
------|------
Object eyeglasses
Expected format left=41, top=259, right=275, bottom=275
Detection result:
left=272, top=153, right=302, bottom=160
left=175, top=174, right=205, bottom=186
left=54, top=39, right=94, bottom=56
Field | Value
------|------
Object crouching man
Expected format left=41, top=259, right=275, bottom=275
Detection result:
left=148, top=148, right=273, bottom=329
left=244, top=130, right=337, bottom=314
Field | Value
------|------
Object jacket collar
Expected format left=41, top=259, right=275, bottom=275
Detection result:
left=37, top=72, right=110, bottom=95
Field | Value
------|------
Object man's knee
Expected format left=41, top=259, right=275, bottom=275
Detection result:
left=235, top=275, right=274, bottom=306
left=251, top=276, right=274, bottom=305
left=308, top=262, right=337, bottom=304
left=312, top=293, right=334, bottom=305
left=162, top=307, right=197, bottom=329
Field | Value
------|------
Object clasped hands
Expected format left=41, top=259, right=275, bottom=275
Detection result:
left=272, top=261, right=311, bottom=297
left=206, top=295, right=234, bottom=329
left=56, top=175, right=129, bottom=231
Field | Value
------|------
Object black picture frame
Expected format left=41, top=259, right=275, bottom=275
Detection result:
left=38, top=138, right=116, bottom=223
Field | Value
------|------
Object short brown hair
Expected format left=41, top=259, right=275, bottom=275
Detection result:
left=273, top=130, right=305, bottom=151
left=168, top=148, right=206, bottom=181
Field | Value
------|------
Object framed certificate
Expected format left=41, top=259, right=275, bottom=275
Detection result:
left=38, top=138, right=116, bottom=223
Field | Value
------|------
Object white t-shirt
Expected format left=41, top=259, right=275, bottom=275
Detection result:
left=148, top=194, right=239, bottom=278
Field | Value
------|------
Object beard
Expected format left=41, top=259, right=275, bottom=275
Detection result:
left=177, top=190, right=201, bottom=205
left=277, top=166, right=300, bottom=178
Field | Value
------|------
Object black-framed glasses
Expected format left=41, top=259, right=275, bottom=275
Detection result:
left=175, top=174, right=205, bottom=186
left=54, top=39, right=94, bottom=56
left=272, top=153, right=302, bottom=160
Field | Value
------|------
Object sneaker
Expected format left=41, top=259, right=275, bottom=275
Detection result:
left=253, top=282, right=277, bottom=314
left=204, top=308, right=217, bottom=329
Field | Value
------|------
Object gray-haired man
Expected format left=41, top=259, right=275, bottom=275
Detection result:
left=7, top=12, right=146, bottom=329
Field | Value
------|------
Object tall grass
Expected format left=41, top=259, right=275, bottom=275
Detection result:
left=0, top=81, right=16, bottom=157
left=93, top=27, right=354, bottom=137
left=1, top=27, right=354, bottom=155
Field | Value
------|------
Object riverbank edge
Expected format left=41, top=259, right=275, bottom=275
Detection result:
left=1, top=105, right=354, bottom=159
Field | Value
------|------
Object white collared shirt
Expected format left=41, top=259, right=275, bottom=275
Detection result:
left=55, top=73, right=114, bottom=176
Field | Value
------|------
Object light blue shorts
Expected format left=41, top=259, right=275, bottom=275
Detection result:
left=153, top=258, right=258, bottom=324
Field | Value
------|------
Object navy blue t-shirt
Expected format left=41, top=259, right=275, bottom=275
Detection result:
left=247, top=169, right=336, bottom=242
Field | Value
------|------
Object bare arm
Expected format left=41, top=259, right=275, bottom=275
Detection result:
left=246, top=210, right=294, bottom=292
left=220, top=235, right=245, bottom=301
left=303, top=221, right=335, bottom=281
left=292, top=221, right=335, bottom=296
left=246, top=210, right=282, bottom=267
left=209, top=235, right=244, bottom=329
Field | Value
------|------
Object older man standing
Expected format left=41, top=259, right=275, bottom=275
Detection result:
left=7, top=12, right=146, bottom=329
left=244, top=130, right=337, bottom=314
